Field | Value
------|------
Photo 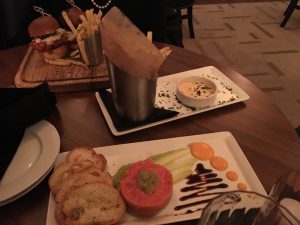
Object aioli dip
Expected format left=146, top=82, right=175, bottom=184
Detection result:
left=178, top=81, right=216, bottom=99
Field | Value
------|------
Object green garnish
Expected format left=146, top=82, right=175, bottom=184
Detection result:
left=137, top=169, right=159, bottom=194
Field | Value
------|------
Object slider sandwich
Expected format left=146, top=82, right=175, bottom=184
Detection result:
left=28, top=15, right=74, bottom=60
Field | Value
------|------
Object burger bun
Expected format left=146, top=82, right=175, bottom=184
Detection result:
left=61, top=7, right=84, bottom=29
left=28, top=16, right=60, bottom=38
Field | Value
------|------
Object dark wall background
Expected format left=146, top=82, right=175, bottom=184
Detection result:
left=0, top=0, right=176, bottom=50
left=0, top=0, right=34, bottom=49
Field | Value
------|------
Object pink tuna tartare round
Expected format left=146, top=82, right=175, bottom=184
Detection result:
left=119, top=159, right=173, bottom=217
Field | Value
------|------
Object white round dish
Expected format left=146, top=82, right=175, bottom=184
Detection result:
left=0, top=120, right=60, bottom=206
left=176, top=76, right=217, bottom=108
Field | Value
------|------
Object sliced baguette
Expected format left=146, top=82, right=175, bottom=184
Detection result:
left=67, top=147, right=107, bottom=170
left=60, top=182, right=126, bottom=225
left=49, top=160, right=94, bottom=194
left=55, top=166, right=113, bottom=203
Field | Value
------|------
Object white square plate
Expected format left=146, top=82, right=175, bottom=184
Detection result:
left=46, top=132, right=265, bottom=225
left=95, top=66, right=250, bottom=136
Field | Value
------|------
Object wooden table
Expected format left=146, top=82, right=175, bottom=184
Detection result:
left=1, top=44, right=300, bottom=225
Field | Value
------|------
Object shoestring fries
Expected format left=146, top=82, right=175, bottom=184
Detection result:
left=146, top=31, right=153, bottom=42
left=147, top=31, right=172, bottom=58
left=159, top=47, right=172, bottom=58
left=77, top=9, right=102, bottom=41
left=44, top=58, right=88, bottom=68
left=62, top=8, right=102, bottom=41
left=61, top=8, right=103, bottom=66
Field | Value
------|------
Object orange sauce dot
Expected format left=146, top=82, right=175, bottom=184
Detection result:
left=237, top=182, right=247, bottom=190
left=226, top=171, right=238, bottom=181
left=209, top=156, right=228, bottom=171
left=190, top=142, right=214, bottom=161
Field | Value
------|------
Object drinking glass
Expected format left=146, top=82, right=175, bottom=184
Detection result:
left=269, top=170, right=300, bottom=221
left=198, top=190, right=300, bottom=225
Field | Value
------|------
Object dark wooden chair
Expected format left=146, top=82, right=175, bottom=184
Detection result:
left=280, top=0, right=300, bottom=27
left=168, top=0, right=195, bottom=38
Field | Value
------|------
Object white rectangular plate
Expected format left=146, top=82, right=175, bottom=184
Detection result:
left=95, top=66, right=250, bottom=136
left=46, top=131, right=265, bottom=225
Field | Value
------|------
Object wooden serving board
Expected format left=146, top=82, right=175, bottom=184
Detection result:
left=15, top=47, right=110, bottom=92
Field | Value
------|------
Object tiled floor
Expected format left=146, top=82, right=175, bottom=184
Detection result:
left=182, top=1, right=300, bottom=128
left=196, top=0, right=279, bottom=4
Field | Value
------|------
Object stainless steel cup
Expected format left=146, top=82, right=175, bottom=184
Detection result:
left=83, top=32, right=104, bottom=66
left=105, top=58, right=157, bottom=122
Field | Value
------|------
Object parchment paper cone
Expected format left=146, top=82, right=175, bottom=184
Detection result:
left=100, top=7, right=166, bottom=80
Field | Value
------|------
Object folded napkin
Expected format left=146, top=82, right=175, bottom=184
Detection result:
left=98, top=89, right=179, bottom=132
left=0, top=83, right=57, bottom=180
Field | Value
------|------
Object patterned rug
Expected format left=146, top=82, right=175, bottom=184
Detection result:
left=182, top=1, right=300, bottom=128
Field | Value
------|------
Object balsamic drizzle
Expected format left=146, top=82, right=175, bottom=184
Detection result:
left=174, top=163, right=229, bottom=213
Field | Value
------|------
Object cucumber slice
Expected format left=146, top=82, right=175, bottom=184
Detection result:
left=150, top=148, right=189, bottom=166
left=171, top=165, right=193, bottom=183
left=165, top=156, right=197, bottom=171
left=150, top=148, right=187, bottom=161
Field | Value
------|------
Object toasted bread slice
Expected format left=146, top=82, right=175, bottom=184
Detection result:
left=49, top=160, right=94, bottom=194
left=67, top=147, right=107, bottom=170
left=55, top=166, right=113, bottom=203
left=55, top=203, right=65, bottom=225
left=61, top=182, right=126, bottom=225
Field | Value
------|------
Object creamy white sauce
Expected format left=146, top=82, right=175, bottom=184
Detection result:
left=178, top=81, right=215, bottom=99
left=34, top=28, right=67, bottom=44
